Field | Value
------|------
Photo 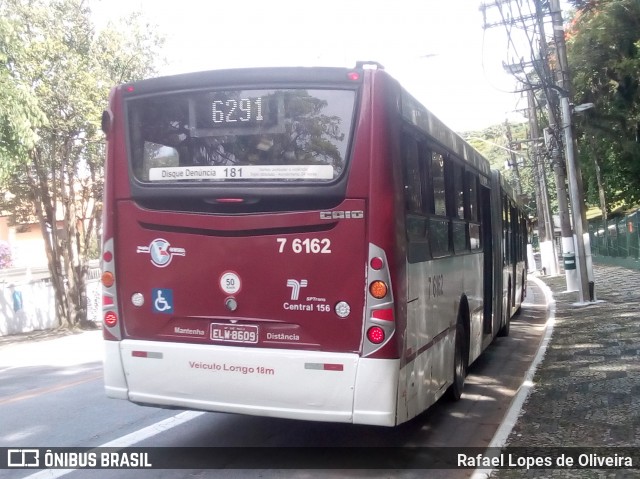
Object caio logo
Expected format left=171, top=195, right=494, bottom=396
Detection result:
left=319, top=210, right=364, bottom=220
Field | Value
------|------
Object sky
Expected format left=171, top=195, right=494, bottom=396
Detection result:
left=90, top=0, right=534, bottom=132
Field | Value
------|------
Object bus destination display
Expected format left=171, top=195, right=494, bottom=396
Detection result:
left=211, top=97, right=264, bottom=125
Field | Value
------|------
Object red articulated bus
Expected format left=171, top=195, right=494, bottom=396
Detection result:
left=101, top=62, right=527, bottom=426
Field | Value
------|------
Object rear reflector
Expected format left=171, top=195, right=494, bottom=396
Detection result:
left=132, top=351, right=163, bottom=359
left=372, top=308, right=394, bottom=321
left=305, top=363, right=344, bottom=371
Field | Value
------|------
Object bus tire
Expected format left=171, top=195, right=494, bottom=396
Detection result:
left=498, top=290, right=511, bottom=337
left=448, top=321, right=467, bottom=401
left=513, top=272, right=526, bottom=317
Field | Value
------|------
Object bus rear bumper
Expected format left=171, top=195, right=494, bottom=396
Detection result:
left=105, top=340, right=399, bottom=426
left=104, top=340, right=128, bottom=400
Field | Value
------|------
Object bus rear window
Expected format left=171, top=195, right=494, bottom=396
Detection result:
left=126, top=89, right=356, bottom=183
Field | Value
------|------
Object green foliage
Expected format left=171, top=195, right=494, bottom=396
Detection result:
left=464, top=121, right=539, bottom=216
left=0, top=0, right=164, bottom=327
left=568, top=0, right=640, bottom=208
left=0, top=15, right=47, bottom=173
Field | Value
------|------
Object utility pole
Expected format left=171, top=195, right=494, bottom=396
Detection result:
left=503, top=120, right=523, bottom=195
left=528, top=88, right=559, bottom=275
left=480, top=0, right=559, bottom=274
left=481, top=0, right=596, bottom=301
left=549, top=0, right=595, bottom=302
left=533, top=0, right=576, bottom=291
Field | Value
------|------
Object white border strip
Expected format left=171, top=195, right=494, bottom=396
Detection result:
left=470, top=275, right=556, bottom=479
left=22, top=411, right=205, bottom=479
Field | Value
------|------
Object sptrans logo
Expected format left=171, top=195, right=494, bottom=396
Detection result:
left=286, top=279, right=308, bottom=300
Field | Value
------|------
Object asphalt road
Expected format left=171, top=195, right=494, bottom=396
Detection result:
left=0, top=278, right=549, bottom=479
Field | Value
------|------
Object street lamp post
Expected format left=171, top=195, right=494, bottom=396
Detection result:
left=561, top=96, right=594, bottom=303
left=549, top=0, right=595, bottom=304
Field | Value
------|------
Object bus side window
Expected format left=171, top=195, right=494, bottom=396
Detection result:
left=402, top=135, right=422, bottom=214
left=419, top=142, right=433, bottom=215
left=431, top=152, right=446, bottom=216
left=403, top=134, right=429, bottom=263
left=453, top=164, right=465, bottom=220
left=429, top=151, right=451, bottom=257
left=467, top=172, right=481, bottom=251
left=503, top=196, right=511, bottom=264
left=466, top=171, right=478, bottom=222
left=451, top=163, right=468, bottom=253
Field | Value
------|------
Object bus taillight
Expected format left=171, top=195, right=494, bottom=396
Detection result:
left=370, top=257, right=384, bottom=270
left=101, top=237, right=121, bottom=341
left=363, top=244, right=396, bottom=357
left=367, top=326, right=385, bottom=344
left=101, top=271, right=115, bottom=288
left=369, top=280, right=388, bottom=299
left=104, top=311, right=118, bottom=327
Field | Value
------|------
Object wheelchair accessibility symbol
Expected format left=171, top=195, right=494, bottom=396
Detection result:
left=152, top=289, right=174, bottom=314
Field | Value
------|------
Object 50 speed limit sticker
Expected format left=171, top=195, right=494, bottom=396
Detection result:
left=219, top=271, right=241, bottom=295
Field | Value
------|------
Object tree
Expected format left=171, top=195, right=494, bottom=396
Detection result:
left=464, top=121, right=538, bottom=213
left=567, top=0, right=640, bottom=207
left=0, top=0, right=164, bottom=328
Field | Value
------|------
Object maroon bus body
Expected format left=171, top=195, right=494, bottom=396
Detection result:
left=101, top=64, right=527, bottom=425
left=102, top=67, right=403, bottom=359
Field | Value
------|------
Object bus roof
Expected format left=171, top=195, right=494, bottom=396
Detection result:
left=119, top=66, right=365, bottom=96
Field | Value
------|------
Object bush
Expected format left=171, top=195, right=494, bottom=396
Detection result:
left=0, top=241, right=13, bottom=269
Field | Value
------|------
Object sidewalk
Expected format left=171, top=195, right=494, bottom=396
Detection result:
left=492, top=263, right=640, bottom=477
left=0, top=328, right=103, bottom=368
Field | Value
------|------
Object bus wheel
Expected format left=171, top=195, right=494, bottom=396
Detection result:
left=513, top=272, right=526, bottom=317
left=498, top=293, right=511, bottom=337
left=448, top=321, right=467, bottom=401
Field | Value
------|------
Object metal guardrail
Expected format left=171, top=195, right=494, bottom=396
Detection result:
left=589, top=210, right=640, bottom=261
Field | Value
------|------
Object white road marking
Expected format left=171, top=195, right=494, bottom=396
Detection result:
left=21, top=410, right=205, bottom=479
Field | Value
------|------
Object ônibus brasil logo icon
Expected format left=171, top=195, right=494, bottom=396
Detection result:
left=136, top=238, right=186, bottom=268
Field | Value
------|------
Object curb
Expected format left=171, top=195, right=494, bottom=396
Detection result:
left=471, top=275, right=556, bottom=479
